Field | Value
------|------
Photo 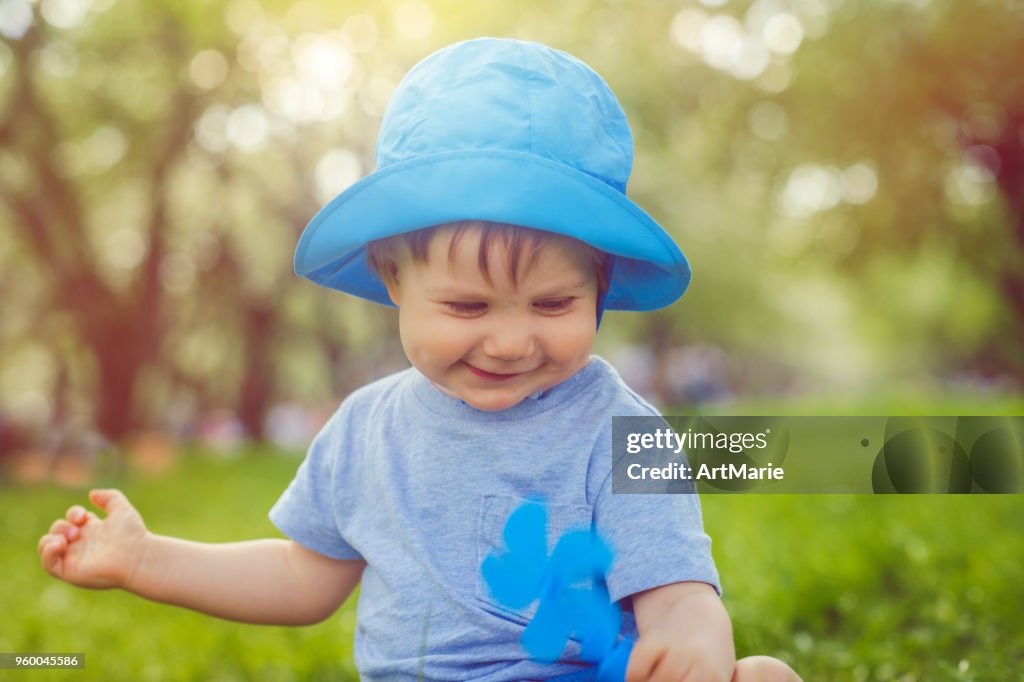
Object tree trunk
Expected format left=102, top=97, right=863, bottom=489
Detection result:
left=977, top=109, right=1024, bottom=382
left=236, top=302, right=276, bottom=441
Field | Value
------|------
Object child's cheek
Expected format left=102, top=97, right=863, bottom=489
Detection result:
left=549, top=317, right=597, bottom=361
left=401, top=310, right=463, bottom=362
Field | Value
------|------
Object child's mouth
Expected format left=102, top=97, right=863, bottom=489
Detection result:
left=462, top=362, right=523, bottom=381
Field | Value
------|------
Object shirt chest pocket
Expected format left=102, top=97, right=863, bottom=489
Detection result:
left=475, top=494, right=593, bottom=623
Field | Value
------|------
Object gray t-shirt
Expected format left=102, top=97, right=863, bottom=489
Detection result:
left=270, top=356, right=719, bottom=681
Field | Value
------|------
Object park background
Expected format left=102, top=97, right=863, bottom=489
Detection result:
left=1, top=0, right=1022, bottom=679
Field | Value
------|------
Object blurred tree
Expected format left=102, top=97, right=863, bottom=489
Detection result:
left=1, top=19, right=189, bottom=439
left=761, top=0, right=1024, bottom=379
left=0, top=2, right=319, bottom=441
left=2, top=0, right=1021, bottom=446
left=602, top=0, right=1024, bottom=392
left=0, top=0, right=416, bottom=442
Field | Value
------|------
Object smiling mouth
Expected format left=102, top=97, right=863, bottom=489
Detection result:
left=462, top=362, right=526, bottom=381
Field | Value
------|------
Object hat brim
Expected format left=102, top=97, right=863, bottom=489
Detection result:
left=295, top=149, right=690, bottom=311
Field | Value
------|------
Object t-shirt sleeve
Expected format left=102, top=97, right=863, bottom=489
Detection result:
left=269, top=406, right=363, bottom=560
left=592, top=411, right=722, bottom=603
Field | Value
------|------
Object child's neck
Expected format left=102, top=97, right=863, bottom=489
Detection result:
left=427, top=381, right=547, bottom=404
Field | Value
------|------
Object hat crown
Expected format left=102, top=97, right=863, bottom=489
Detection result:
left=377, top=38, right=634, bottom=192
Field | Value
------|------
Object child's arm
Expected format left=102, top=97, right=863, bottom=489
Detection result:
left=626, top=581, right=735, bottom=682
left=38, top=489, right=365, bottom=626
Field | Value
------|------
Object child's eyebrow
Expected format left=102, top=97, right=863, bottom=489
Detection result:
left=532, top=279, right=591, bottom=297
left=424, top=286, right=491, bottom=298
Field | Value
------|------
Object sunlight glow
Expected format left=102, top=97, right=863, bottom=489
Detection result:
left=195, top=105, right=230, bottom=154
left=394, top=1, right=434, bottom=40
left=342, top=14, right=379, bottom=53
left=40, top=0, right=91, bottom=30
left=103, top=228, right=147, bottom=270
left=189, top=50, right=230, bottom=90
left=357, top=71, right=399, bottom=117
left=59, top=125, right=126, bottom=175
left=254, top=33, right=355, bottom=124
left=671, top=1, right=812, bottom=83
left=225, top=0, right=262, bottom=36
left=292, top=32, right=353, bottom=92
left=779, top=161, right=878, bottom=217
left=700, top=14, right=745, bottom=71
left=0, top=0, right=32, bottom=39
left=946, top=149, right=998, bottom=207
left=762, top=13, right=804, bottom=54
left=670, top=8, right=707, bottom=52
left=732, top=36, right=771, bottom=80
left=779, top=163, right=845, bottom=217
left=226, top=104, right=270, bottom=151
left=672, top=8, right=774, bottom=80
left=37, top=40, right=79, bottom=77
left=843, top=163, right=878, bottom=205
left=315, top=149, right=363, bottom=205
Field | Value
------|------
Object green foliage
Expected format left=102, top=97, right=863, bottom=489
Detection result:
left=3, top=447, right=1022, bottom=680
left=3, top=0, right=1024, bottom=439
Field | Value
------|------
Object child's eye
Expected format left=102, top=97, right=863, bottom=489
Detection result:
left=534, top=298, right=576, bottom=313
left=443, top=301, right=487, bottom=315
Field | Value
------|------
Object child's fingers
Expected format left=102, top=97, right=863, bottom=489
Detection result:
left=49, top=519, right=80, bottom=541
left=38, top=533, right=66, bottom=576
left=65, top=504, right=89, bottom=525
left=88, top=488, right=132, bottom=515
left=624, top=639, right=665, bottom=682
left=38, top=533, right=60, bottom=554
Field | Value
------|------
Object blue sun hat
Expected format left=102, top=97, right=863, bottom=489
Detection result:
left=294, top=37, right=691, bottom=311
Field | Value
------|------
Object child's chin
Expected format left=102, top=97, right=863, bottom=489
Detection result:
left=461, top=391, right=528, bottom=412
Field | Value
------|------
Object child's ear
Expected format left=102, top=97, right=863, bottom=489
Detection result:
left=383, top=262, right=401, bottom=306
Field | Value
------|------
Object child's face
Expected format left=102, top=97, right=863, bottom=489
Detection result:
left=384, top=226, right=599, bottom=411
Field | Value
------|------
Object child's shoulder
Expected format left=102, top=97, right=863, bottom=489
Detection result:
left=328, top=366, right=417, bottom=421
left=565, top=359, right=669, bottom=479
left=570, top=356, right=663, bottom=422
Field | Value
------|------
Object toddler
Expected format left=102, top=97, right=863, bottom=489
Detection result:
left=40, top=38, right=800, bottom=682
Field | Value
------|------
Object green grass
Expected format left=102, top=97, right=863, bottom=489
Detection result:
left=1, top=451, right=358, bottom=681
left=3, top=448, right=1022, bottom=680
left=703, top=494, right=1023, bottom=680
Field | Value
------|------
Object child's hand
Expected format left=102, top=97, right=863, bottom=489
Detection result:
left=628, top=582, right=735, bottom=682
left=624, top=635, right=730, bottom=682
left=38, top=489, right=149, bottom=591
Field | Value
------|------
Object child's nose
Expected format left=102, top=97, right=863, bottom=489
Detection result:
left=481, top=323, right=537, bottom=361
